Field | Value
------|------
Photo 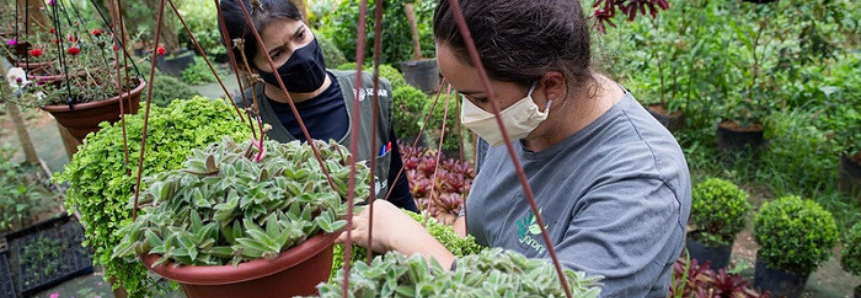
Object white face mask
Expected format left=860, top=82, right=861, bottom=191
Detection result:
left=460, top=82, right=552, bottom=147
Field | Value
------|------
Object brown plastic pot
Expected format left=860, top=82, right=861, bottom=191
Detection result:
left=41, top=78, right=145, bottom=143
left=141, top=231, right=340, bottom=298
left=16, top=61, right=54, bottom=71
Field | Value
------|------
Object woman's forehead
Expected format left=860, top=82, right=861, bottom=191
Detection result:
left=260, top=19, right=304, bottom=47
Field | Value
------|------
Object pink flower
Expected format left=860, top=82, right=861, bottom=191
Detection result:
left=6, top=39, right=16, bottom=46
left=49, top=293, right=59, bottom=298
left=48, top=0, right=56, bottom=5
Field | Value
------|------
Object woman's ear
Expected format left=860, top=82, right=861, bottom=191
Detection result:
left=538, top=71, right=566, bottom=101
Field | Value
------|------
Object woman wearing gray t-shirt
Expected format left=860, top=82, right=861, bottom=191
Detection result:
left=340, top=1, right=691, bottom=297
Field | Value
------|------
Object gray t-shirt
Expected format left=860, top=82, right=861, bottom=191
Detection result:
left=466, top=92, right=691, bottom=298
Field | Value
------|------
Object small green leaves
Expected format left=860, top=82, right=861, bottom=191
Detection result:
left=112, top=136, right=364, bottom=267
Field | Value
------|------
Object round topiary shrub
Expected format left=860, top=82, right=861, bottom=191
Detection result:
left=315, top=30, right=348, bottom=68
left=392, top=85, right=426, bottom=141
left=841, top=222, right=861, bottom=277
left=754, top=196, right=839, bottom=275
left=690, top=178, right=752, bottom=247
left=336, top=62, right=408, bottom=90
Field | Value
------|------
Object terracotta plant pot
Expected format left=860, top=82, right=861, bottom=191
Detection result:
left=646, top=103, right=685, bottom=133
left=753, top=253, right=809, bottom=298
left=16, top=61, right=54, bottom=71
left=41, top=78, right=145, bottom=143
left=686, top=233, right=733, bottom=271
left=141, top=232, right=340, bottom=298
left=839, top=152, right=861, bottom=198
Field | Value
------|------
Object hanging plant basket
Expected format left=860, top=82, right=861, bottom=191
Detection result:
left=15, top=61, right=54, bottom=71
left=141, top=232, right=339, bottom=298
left=40, top=78, right=146, bottom=143
left=646, top=103, right=685, bottom=133
left=3, top=213, right=93, bottom=298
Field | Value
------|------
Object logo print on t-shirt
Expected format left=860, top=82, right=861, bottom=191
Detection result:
left=516, top=209, right=547, bottom=255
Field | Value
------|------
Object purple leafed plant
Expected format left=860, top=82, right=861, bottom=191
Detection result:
left=592, top=0, right=670, bottom=33
left=400, top=142, right=475, bottom=222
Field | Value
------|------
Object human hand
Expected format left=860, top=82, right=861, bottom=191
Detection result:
left=336, top=199, right=421, bottom=253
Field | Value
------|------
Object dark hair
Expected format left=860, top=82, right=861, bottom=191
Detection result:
left=433, top=0, right=592, bottom=89
left=219, top=0, right=302, bottom=68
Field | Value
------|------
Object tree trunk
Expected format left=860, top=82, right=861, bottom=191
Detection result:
left=405, top=3, right=423, bottom=60
left=18, top=0, right=51, bottom=33
left=6, top=103, right=40, bottom=165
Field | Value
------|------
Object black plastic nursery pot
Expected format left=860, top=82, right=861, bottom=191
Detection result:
left=838, top=152, right=861, bottom=197
left=3, top=213, right=94, bottom=298
left=685, top=234, right=733, bottom=270
left=753, top=253, right=809, bottom=298
left=717, top=120, right=766, bottom=164
left=646, top=104, right=685, bottom=133
left=156, top=48, right=196, bottom=77
left=400, top=58, right=441, bottom=93
left=0, top=239, right=18, bottom=298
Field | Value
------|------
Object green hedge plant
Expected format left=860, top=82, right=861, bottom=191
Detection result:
left=391, top=86, right=426, bottom=141
left=113, top=137, right=367, bottom=266
left=317, top=248, right=602, bottom=298
left=55, top=97, right=250, bottom=297
left=690, top=178, right=752, bottom=247
left=316, top=31, right=348, bottom=69
left=754, top=196, right=839, bottom=275
left=841, top=222, right=861, bottom=295
left=336, top=62, right=408, bottom=90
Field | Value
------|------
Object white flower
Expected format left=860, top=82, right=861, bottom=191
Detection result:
left=5, top=67, right=29, bottom=89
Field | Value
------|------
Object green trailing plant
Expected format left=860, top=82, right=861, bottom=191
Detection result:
left=113, top=137, right=367, bottom=266
left=391, top=86, right=425, bottom=141
left=320, top=0, right=435, bottom=64
left=55, top=97, right=250, bottom=298
left=842, top=222, right=861, bottom=276
left=754, top=195, right=839, bottom=275
left=330, top=210, right=484, bottom=280
left=181, top=56, right=223, bottom=85
left=336, top=62, right=408, bottom=90
left=317, top=248, right=602, bottom=298
left=690, top=178, right=752, bottom=247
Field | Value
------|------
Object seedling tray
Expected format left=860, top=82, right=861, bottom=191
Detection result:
left=3, top=213, right=93, bottom=297
left=0, top=238, right=18, bottom=298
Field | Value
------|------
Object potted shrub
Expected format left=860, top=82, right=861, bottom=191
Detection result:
left=55, top=98, right=250, bottom=298
left=400, top=143, right=474, bottom=223
left=687, top=178, right=751, bottom=270
left=319, top=248, right=602, bottom=297
left=113, top=137, right=365, bottom=298
left=841, top=222, right=861, bottom=298
left=753, top=196, right=839, bottom=298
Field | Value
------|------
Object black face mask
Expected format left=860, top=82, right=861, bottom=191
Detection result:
left=257, top=38, right=327, bottom=93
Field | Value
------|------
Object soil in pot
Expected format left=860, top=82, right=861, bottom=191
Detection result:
left=41, top=78, right=146, bottom=144
left=646, top=103, right=685, bottom=133
left=753, top=253, right=810, bottom=298
left=156, top=48, right=195, bottom=77
left=400, top=59, right=440, bottom=93
left=142, top=232, right=340, bottom=298
left=717, top=120, right=766, bottom=165
left=685, top=233, right=733, bottom=270
left=839, top=152, right=861, bottom=198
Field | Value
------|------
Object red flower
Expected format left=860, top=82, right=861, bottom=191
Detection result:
left=156, top=47, right=166, bottom=56
left=113, top=44, right=120, bottom=52
left=92, top=29, right=102, bottom=36
left=29, top=48, right=43, bottom=57
left=67, top=47, right=81, bottom=55
left=67, top=34, right=77, bottom=42
left=49, top=28, right=55, bottom=34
